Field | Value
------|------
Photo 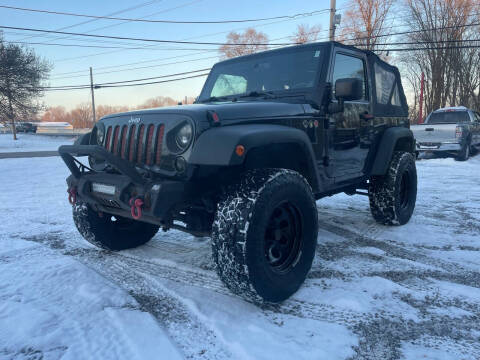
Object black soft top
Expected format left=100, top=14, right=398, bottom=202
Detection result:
left=214, top=41, right=409, bottom=117
left=329, top=42, right=408, bottom=117
left=366, top=51, right=408, bottom=117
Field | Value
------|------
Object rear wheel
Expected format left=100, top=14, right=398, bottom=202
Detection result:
left=369, top=151, right=417, bottom=225
left=73, top=202, right=159, bottom=250
left=456, top=141, right=470, bottom=161
left=212, top=169, right=318, bottom=303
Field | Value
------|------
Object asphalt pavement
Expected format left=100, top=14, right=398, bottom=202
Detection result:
left=0, top=151, right=59, bottom=159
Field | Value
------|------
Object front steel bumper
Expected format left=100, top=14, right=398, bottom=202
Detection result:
left=58, top=145, right=186, bottom=223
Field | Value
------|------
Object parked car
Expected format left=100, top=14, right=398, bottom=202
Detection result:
left=59, top=41, right=417, bottom=304
left=412, top=106, right=480, bottom=161
left=15, top=122, right=37, bottom=133
left=36, top=122, right=73, bottom=134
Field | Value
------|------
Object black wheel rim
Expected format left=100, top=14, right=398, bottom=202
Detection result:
left=399, top=171, right=410, bottom=209
left=264, top=201, right=303, bottom=274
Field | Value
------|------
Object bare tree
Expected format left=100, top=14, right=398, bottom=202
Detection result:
left=402, top=0, right=478, bottom=114
left=70, top=103, right=93, bottom=129
left=41, top=106, right=68, bottom=123
left=219, top=28, right=269, bottom=59
left=96, top=105, right=130, bottom=119
left=291, top=24, right=322, bottom=44
left=339, top=0, right=394, bottom=50
left=0, top=35, right=50, bottom=139
left=137, top=96, right=178, bottom=109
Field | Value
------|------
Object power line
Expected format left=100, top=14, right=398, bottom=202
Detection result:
left=28, top=0, right=205, bottom=47
left=51, top=54, right=219, bottom=80
left=4, top=40, right=220, bottom=52
left=101, top=73, right=209, bottom=88
left=42, top=73, right=209, bottom=91
left=6, top=8, right=328, bottom=63
left=361, top=38, right=480, bottom=47
left=14, top=0, right=165, bottom=42
left=337, top=20, right=480, bottom=44
left=5, top=14, right=478, bottom=52
left=50, top=50, right=213, bottom=77
left=0, top=25, right=297, bottom=45
left=375, top=44, right=480, bottom=52
left=45, top=36, right=480, bottom=82
left=43, top=68, right=211, bottom=89
left=41, top=43, right=480, bottom=91
left=0, top=5, right=330, bottom=24
left=25, top=10, right=479, bottom=85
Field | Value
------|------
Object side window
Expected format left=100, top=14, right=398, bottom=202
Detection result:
left=475, top=112, right=480, bottom=122
left=391, top=84, right=401, bottom=106
left=211, top=74, right=247, bottom=97
left=374, top=63, right=396, bottom=104
left=332, top=53, right=367, bottom=100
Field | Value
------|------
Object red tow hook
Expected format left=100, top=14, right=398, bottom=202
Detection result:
left=67, top=187, right=77, bottom=205
left=129, top=197, right=144, bottom=220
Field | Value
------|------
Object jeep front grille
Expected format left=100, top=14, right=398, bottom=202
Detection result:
left=103, top=123, right=165, bottom=166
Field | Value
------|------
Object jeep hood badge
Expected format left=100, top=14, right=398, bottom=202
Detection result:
left=129, top=116, right=141, bottom=125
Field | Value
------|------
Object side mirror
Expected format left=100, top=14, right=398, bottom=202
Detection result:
left=335, top=78, right=363, bottom=101
left=328, top=78, right=363, bottom=114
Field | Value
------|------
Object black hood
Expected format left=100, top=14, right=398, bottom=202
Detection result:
left=101, top=100, right=306, bottom=123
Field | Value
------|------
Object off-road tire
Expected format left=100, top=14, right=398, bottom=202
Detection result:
left=455, top=141, right=470, bottom=161
left=73, top=202, right=159, bottom=250
left=369, top=151, right=417, bottom=226
left=212, top=169, right=318, bottom=303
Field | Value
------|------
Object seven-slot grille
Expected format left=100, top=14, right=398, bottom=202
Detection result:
left=103, top=123, right=165, bottom=166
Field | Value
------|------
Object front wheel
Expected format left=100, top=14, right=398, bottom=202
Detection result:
left=212, top=169, right=318, bottom=303
left=369, top=151, right=417, bottom=225
left=73, top=202, right=159, bottom=250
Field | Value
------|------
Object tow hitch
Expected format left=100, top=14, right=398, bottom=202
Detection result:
left=67, top=187, right=77, bottom=205
left=129, top=197, right=144, bottom=220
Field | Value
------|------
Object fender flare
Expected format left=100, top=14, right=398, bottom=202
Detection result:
left=371, top=127, right=415, bottom=175
left=189, top=124, right=321, bottom=192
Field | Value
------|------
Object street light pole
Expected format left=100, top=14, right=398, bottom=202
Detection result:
left=90, top=67, right=97, bottom=125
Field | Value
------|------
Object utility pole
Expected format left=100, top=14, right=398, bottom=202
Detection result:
left=90, top=67, right=97, bottom=125
left=329, top=0, right=336, bottom=41
left=418, top=72, right=425, bottom=124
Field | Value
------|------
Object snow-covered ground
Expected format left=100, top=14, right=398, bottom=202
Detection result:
left=0, top=133, right=74, bottom=153
left=1, top=153, right=479, bottom=359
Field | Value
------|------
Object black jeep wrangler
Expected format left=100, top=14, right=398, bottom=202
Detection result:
left=59, top=42, right=417, bottom=303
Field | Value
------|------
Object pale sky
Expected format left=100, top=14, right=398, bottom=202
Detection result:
left=0, top=0, right=353, bottom=110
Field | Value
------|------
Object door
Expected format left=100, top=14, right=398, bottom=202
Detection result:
left=328, top=51, right=372, bottom=180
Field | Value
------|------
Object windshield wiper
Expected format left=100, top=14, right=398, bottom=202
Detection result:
left=238, top=91, right=276, bottom=99
left=197, top=95, right=232, bottom=103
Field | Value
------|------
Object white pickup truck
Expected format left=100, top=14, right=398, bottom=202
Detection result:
left=412, top=106, right=480, bottom=161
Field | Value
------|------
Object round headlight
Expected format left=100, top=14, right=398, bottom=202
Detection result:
left=96, top=124, right=105, bottom=145
left=175, top=123, right=193, bottom=149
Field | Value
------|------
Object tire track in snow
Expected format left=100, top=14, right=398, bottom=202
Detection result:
left=16, top=210, right=480, bottom=360
left=317, top=219, right=480, bottom=289
left=77, top=252, right=233, bottom=360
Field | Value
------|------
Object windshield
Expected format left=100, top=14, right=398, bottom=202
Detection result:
left=198, top=46, right=323, bottom=101
left=427, top=111, right=470, bottom=124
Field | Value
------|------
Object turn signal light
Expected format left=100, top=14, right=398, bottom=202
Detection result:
left=235, top=145, right=245, bottom=157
